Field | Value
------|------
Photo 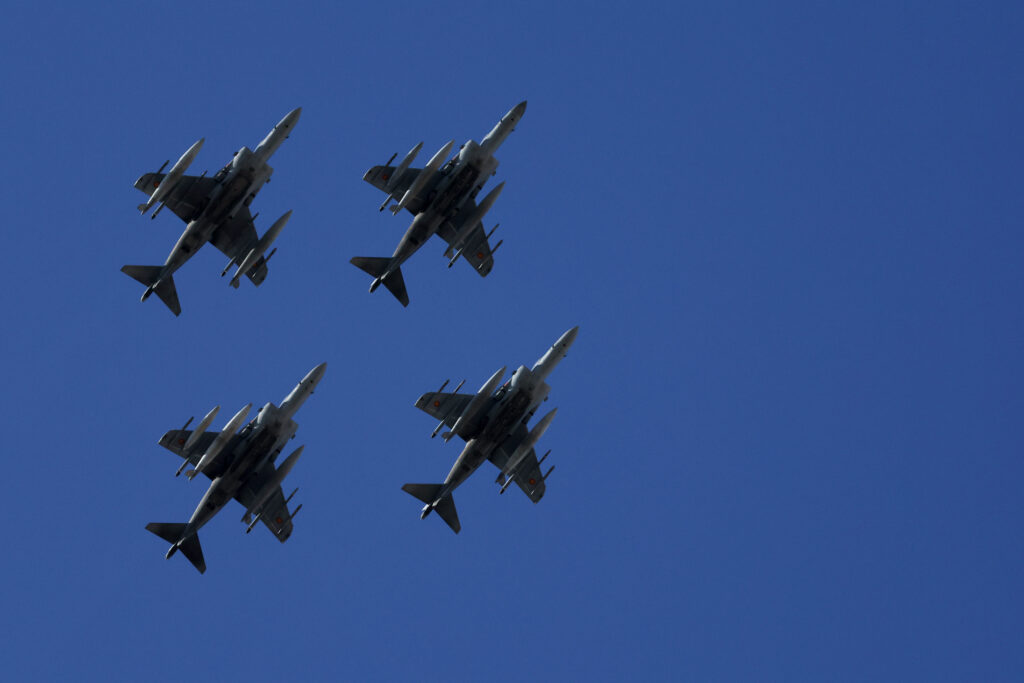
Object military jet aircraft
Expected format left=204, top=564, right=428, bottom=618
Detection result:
left=145, top=362, right=326, bottom=573
left=122, top=108, right=302, bottom=315
left=352, top=101, right=527, bottom=306
left=403, top=326, right=577, bottom=533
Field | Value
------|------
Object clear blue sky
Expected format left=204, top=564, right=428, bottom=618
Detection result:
left=1, top=2, right=1022, bottom=681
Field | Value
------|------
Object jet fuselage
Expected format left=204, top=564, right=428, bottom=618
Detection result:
left=166, top=362, right=325, bottom=551
left=141, top=107, right=301, bottom=295
left=424, top=324, right=577, bottom=509
left=157, top=147, right=272, bottom=278
left=405, top=327, right=575, bottom=531
left=383, top=102, right=525, bottom=275
left=436, top=365, right=550, bottom=500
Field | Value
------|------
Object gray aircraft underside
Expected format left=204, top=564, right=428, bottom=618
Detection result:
left=352, top=101, right=527, bottom=306
left=122, top=108, right=301, bottom=316
left=146, top=362, right=326, bottom=573
left=403, top=326, right=578, bottom=533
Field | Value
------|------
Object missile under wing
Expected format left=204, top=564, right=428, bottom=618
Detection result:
left=405, top=326, right=575, bottom=529
left=414, top=391, right=549, bottom=503
left=359, top=102, right=526, bottom=282
left=362, top=165, right=499, bottom=277
left=132, top=174, right=272, bottom=288
left=436, top=195, right=500, bottom=276
left=126, top=109, right=302, bottom=315
left=158, top=427, right=298, bottom=541
left=488, top=425, right=550, bottom=502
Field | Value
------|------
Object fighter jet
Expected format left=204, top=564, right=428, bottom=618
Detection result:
left=122, top=108, right=302, bottom=315
left=145, top=362, right=326, bottom=573
left=352, top=101, right=527, bottom=306
left=403, top=326, right=577, bottom=533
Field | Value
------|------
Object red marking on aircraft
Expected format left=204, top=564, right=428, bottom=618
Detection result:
left=276, top=517, right=283, bottom=524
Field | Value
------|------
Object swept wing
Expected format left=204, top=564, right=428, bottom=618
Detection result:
left=158, top=428, right=239, bottom=480
left=234, top=461, right=296, bottom=542
left=489, top=425, right=547, bottom=503
left=134, top=172, right=217, bottom=223
left=438, top=201, right=496, bottom=277
left=415, top=391, right=473, bottom=428
left=210, top=207, right=269, bottom=285
left=363, top=165, right=431, bottom=215
left=160, top=429, right=296, bottom=540
left=364, top=165, right=498, bottom=275
left=134, top=173, right=269, bottom=285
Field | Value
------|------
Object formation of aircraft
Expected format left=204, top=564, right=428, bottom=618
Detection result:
left=351, top=101, right=526, bottom=306
left=122, top=108, right=301, bottom=315
left=146, top=363, right=326, bottom=573
left=403, top=326, right=578, bottom=533
left=132, top=103, right=578, bottom=571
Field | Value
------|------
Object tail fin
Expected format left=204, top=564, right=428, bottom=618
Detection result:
left=145, top=523, right=206, bottom=574
left=350, top=257, right=410, bottom=307
left=178, top=534, right=206, bottom=573
left=121, top=265, right=182, bottom=316
left=434, top=494, right=460, bottom=534
left=401, top=484, right=461, bottom=534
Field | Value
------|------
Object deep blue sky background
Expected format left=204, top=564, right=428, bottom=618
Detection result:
left=1, top=2, right=1022, bottom=680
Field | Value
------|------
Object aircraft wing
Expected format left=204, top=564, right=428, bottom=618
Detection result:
left=158, top=429, right=236, bottom=480
left=234, top=461, right=295, bottom=542
left=363, top=165, right=429, bottom=215
left=415, top=391, right=474, bottom=428
left=438, top=204, right=495, bottom=277
left=209, top=207, right=269, bottom=286
left=489, top=426, right=547, bottom=503
left=134, top=173, right=217, bottom=224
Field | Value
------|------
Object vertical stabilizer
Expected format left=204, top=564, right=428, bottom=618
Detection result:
left=434, top=494, right=460, bottom=534
left=145, top=522, right=206, bottom=573
left=178, top=534, right=206, bottom=574
left=350, top=257, right=410, bottom=307
left=401, top=484, right=461, bottom=534
left=121, top=265, right=182, bottom=316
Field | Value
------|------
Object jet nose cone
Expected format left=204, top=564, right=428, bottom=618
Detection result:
left=307, top=362, right=327, bottom=384
left=512, top=100, right=527, bottom=118
left=282, top=107, right=302, bottom=127
left=558, top=326, right=579, bottom=349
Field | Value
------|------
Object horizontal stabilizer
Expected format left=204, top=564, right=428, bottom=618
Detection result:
left=402, top=483, right=443, bottom=505
left=350, top=256, right=389, bottom=277
left=145, top=522, right=185, bottom=544
left=121, top=264, right=162, bottom=287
